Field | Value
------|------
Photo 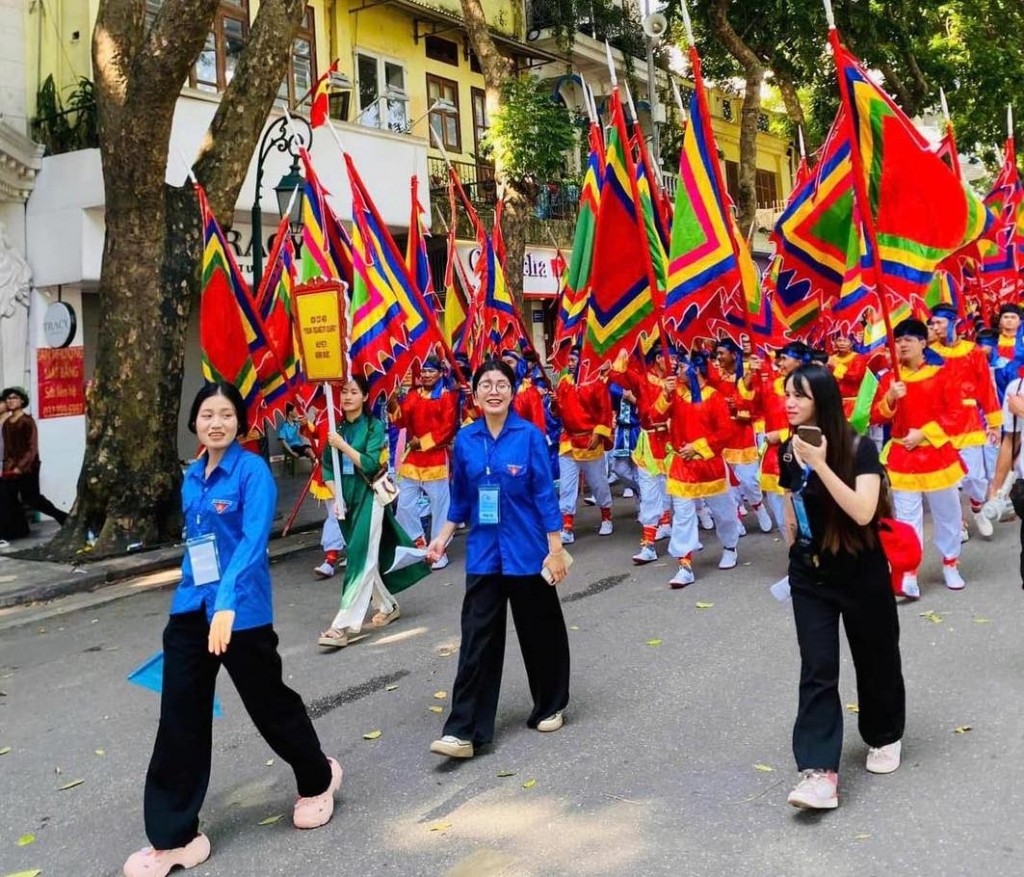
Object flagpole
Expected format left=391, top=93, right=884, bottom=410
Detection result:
left=322, top=381, right=346, bottom=521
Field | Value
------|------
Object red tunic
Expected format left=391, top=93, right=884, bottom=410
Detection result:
left=513, top=379, right=547, bottom=432
left=870, top=362, right=967, bottom=492
left=610, top=361, right=671, bottom=472
left=555, top=374, right=612, bottom=462
left=392, top=387, right=458, bottom=481
left=930, top=340, right=1002, bottom=448
left=707, top=367, right=760, bottom=465
left=664, top=384, right=731, bottom=499
left=828, top=351, right=868, bottom=417
left=759, top=376, right=790, bottom=495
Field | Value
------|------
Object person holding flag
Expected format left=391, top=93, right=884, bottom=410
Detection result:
left=993, top=304, right=1022, bottom=374
left=502, top=348, right=548, bottom=433
left=828, top=332, right=869, bottom=418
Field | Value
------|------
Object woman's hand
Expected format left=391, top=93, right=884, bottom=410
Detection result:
left=425, top=536, right=447, bottom=563
left=543, top=550, right=568, bottom=585
left=327, top=432, right=349, bottom=452
left=208, top=610, right=235, bottom=656
left=792, top=434, right=828, bottom=471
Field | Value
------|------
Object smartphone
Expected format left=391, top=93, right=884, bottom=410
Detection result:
left=541, top=549, right=574, bottom=584
left=796, top=426, right=823, bottom=447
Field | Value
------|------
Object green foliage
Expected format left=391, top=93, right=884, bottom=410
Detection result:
left=481, top=76, right=577, bottom=188
left=529, top=0, right=645, bottom=62
left=32, top=75, right=98, bottom=156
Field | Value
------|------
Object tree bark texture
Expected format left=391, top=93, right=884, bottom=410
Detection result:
left=48, top=0, right=305, bottom=560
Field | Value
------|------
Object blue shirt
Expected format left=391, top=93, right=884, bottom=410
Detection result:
left=448, top=413, right=562, bottom=576
left=277, top=420, right=305, bottom=449
left=170, top=441, right=277, bottom=630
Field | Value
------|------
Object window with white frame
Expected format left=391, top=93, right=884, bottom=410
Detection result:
left=355, top=51, right=408, bottom=131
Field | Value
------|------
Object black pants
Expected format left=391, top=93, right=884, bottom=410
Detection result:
left=1019, top=517, right=1024, bottom=589
left=789, top=548, right=905, bottom=772
left=443, top=573, right=571, bottom=745
left=143, top=611, right=331, bottom=849
left=0, top=468, right=67, bottom=538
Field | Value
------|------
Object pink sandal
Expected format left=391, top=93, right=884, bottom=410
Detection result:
left=123, top=832, right=210, bottom=876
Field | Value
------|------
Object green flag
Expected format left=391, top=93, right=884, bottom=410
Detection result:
left=849, top=368, right=879, bottom=435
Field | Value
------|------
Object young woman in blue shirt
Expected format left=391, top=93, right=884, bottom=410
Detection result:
left=123, top=383, right=341, bottom=877
left=426, top=360, right=571, bottom=759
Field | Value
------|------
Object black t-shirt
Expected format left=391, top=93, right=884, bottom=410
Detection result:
left=777, top=433, right=884, bottom=563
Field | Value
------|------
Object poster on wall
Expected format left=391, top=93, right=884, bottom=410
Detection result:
left=37, top=347, right=85, bottom=419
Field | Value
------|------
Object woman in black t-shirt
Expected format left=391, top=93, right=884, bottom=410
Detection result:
left=777, top=366, right=905, bottom=811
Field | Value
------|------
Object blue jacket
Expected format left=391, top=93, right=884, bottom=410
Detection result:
left=171, top=441, right=277, bottom=630
left=448, top=413, right=562, bottom=576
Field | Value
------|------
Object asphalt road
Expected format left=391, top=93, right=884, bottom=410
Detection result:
left=1, top=502, right=1022, bottom=877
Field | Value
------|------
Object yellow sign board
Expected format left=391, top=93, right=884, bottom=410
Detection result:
left=292, top=281, right=348, bottom=382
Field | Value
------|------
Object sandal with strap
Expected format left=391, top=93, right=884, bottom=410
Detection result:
left=370, top=606, right=400, bottom=628
left=317, top=628, right=348, bottom=649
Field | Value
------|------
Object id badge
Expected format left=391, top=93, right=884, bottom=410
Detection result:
left=791, top=493, right=813, bottom=543
left=478, top=485, right=500, bottom=524
left=342, top=455, right=354, bottom=475
left=187, top=534, right=221, bottom=586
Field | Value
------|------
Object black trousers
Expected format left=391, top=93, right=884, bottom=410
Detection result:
left=443, top=573, right=571, bottom=745
left=143, top=611, right=331, bottom=849
left=0, top=468, right=67, bottom=538
left=789, top=548, right=905, bottom=772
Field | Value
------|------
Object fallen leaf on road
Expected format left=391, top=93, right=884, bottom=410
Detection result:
left=854, top=833, right=871, bottom=841
left=4, top=870, right=42, bottom=877
left=497, top=770, right=517, bottom=777
left=522, top=779, right=537, bottom=789
left=753, top=764, right=774, bottom=773
left=363, top=730, right=382, bottom=740
left=16, top=834, right=36, bottom=846
left=919, top=610, right=943, bottom=623
left=94, top=750, right=105, bottom=756
left=265, top=759, right=274, bottom=766
left=433, top=691, right=447, bottom=700
left=0, top=747, right=11, bottom=756
left=257, top=815, right=283, bottom=826
left=385, top=684, right=399, bottom=691
left=974, top=618, right=991, bottom=624
left=428, top=706, right=443, bottom=713
left=646, top=639, right=663, bottom=646
left=58, top=779, right=84, bottom=791
left=695, top=602, right=714, bottom=610
left=428, top=822, right=452, bottom=832
left=569, top=625, right=580, bottom=631
left=846, top=703, right=860, bottom=713
left=954, top=726, right=972, bottom=734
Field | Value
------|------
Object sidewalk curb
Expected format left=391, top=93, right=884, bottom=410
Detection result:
left=0, top=523, right=322, bottom=610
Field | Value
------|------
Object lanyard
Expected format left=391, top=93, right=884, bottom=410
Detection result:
left=791, top=463, right=814, bottom=544
left=483, top=432, right=501, bottom=478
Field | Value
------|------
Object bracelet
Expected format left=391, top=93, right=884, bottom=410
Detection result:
left=548, top=549, right=565, bottom=556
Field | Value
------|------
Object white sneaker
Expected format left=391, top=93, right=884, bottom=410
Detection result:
left=697, top=507, right=714, bottom=530
left=973, top=509, right=994, bottom=539
left=866, top=740, right=902, bottom=774
left=598, top=519, right=613, bottom=536
left=669, top=564, right=695, bottom=588
left=431, top=554, right=450, bottom=571
left=537, top=711, right=564, bottom=732
left=754, top=503, right=773, bottom=533
left=608, top=472, right=619, bottom=485
left=942, top=564, right=966, bottom=590
left=632, top=545, right=657, bottom=565
left=561, top=529, right=576, bottom=545
left=655, top=524, right=672, bottom=541
left=737, top=520, right=748, bottom=538
left=788, top=770, right=838, bottom=810
left=899, top=573, right=920, bottom=600
left=583, top=495, right=597, bottom=506
left=429, top=735, right=474, bottom=759
left=718, top=548, right=738, bottom=570
left=314, top=562, right=335, bottom=579
left=622, top=487, right=635, bottom=499
left=960, top=522, right=970, bottom=543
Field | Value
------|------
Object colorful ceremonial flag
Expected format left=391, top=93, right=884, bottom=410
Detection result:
left=475, top=229, right=525, bottom=364
left=975, top=137, right=1024, bottom=310
left=849, top=368, right=879, bottom=435
left=298, top=149, right=352, bottom=285
left=578, top=88, right=659, bottom=380
left=406, top=175, right=440, bottom=315
left=309, top=60, right=339, bottom=129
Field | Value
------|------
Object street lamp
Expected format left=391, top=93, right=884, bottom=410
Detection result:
left=251, top=113, right=312, bottom=291
left=273, top=157, right=305, bottom=250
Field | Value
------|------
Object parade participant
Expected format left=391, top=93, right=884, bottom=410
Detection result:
left=296, top=402, right=349, bottom=579
left=779, top=366, right=905, bottom=811
left=827, top=332, right=868, bottom=418
left=502, top=348, right=547, bottom=432
left=993, top=304, right=1021, bottom=369
left=0, top=386, right=67, bottom=541
left=609, top=344, right=675, bottom=564
left=708, top=341, right=774, bottom=532
left=990, top=372, right=1024, bottom=587
left=555, top=347, right=614, bottom=543
left=761, top=343, right=814, bottom=531
left=317, top=376, right=429, bottom=649
left=425, top=359, right=570, bottom=759
left=389, top=357, right=458, bottom=570
left=277, top=404, right=316, bottom=462
left=927, top=304, right=1002, bottom=539
left=871, top=319, right=968, bottom=596
left=122, top=383, right=341, bottom=877
left=662, top=352, right=741, bottom=587
left=609, top=380, right=640, bottom=498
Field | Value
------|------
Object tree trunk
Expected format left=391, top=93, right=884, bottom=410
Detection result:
left=774, top=71, right=805, bottom=135
left=47, top=0, right=306, bottom=560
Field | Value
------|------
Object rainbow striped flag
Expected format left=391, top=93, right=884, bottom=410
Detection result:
left=297, top=149, right=352, bottom=285
left=976, top=137, right=1024, bottom=311
left=578, top=88, right=659, bottom=380
left=407, top=175, right=440, bottom=316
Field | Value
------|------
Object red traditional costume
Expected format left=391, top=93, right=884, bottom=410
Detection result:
left=828, top=351, right=868, bottom=418
left=392, top=387, right=459, bottom=481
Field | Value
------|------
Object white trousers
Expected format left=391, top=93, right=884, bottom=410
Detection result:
left=559, top=455, right=612, bottom=515
left=637, top=467, right=669, bottom=527
left=331, top=499, right=397, bottom=634
left=729, top=461, right=764, bottom=506
left=610, top=455, right=639, bottom=494
left=321, top=512, right=345, bottom=552
left=668, top=492, right=741, bottom=559
left=893, top=486, right=962, bottom=563
left=764, top=492, right=786, bottom=531
left=958, top=445, right=990, bottom=506
left=396, top=475, right=450, bottom=542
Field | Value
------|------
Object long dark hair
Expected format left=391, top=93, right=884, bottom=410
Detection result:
left=785, top=366, right=889, bottom=554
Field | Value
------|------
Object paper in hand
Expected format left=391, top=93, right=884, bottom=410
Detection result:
left=385, top=546, right=428, bottom=575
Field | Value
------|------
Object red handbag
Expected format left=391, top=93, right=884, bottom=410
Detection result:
left=876, top=517, right=922, bottom=595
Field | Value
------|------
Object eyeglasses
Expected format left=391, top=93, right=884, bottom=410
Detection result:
left=477, top=381, right=512, bottom=393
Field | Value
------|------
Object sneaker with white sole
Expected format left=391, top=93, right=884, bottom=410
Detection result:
left=737, top=520, right=748, bottom=538
left=718, top=547, right=738, bottom=570
left=632, top=545, right=657, bottom=565
left=942, top=564, right=966, bottom=590
left=583, top=495, right=597, bottom=506
left=622, top=487, right=635, bottom=498
left=561, top=529, right=576, bottom=545
left=598, top=519, right=613, bottom=536
left=697, top=507, right=714, bottom=530
left=655, top=524, right=672, bottom=541
left=972, top=509, right=994, bottom=539
left=123, top=833, right=211, bottom=877
left=754, top=503, right=773, bottom=533
left=429, top=735, right=474, bottom=758
left=314, top=561, right=335, bottom=579
left=788, top=770, right=839, bottom=810
left=431, top=554, right=450, bottom=571
left=669, top=564, right=695, bottom=589
left=898, top=573, right=920, bottom=600
left=866, top=740, right=902, bottom=774
left=960, top=522, right=970, bottom=543
left=293, top=757, right=343, bottom=829
left=537, top=711, right=564, bottom=732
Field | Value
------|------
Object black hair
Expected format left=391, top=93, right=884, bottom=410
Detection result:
left=471, top=358, right=516, bottom=393
left=285, top=403, right=296, bottom=415
left=341, top=373, right=372, bottom=416
left=188, top=381, right=248, bottom=436
left=785, top=366, right=888, bottom=555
